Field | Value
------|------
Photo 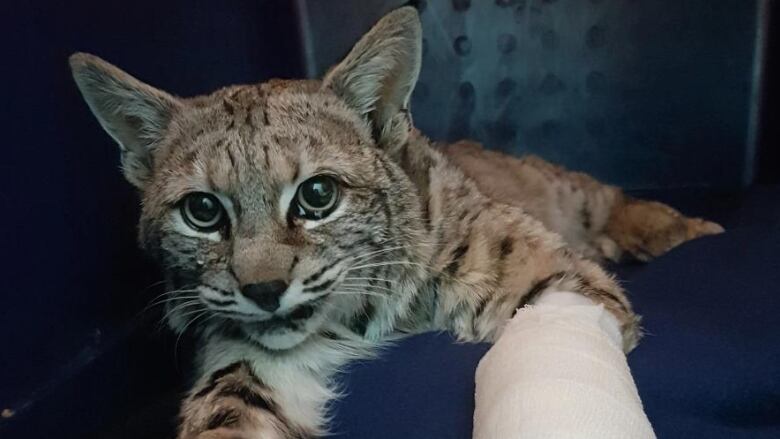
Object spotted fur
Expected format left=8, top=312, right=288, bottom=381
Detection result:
left=445, top=141, right=724, bottom=262
left=71, top=7, right=651, bottom=439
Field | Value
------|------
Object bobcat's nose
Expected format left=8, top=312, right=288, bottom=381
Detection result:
left=241, top=280, right=288, bottom=312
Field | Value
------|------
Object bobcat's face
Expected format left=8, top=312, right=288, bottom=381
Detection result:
left=134, top=83, right=422, bottom=350
left=71, top=8, right=423, bottom=350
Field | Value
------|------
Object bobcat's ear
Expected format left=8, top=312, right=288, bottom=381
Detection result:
left=69, top=53, right=181, bottom=188
left=322, top=7, right=422, bottom=148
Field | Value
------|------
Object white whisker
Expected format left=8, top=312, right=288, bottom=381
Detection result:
left=146, top=294, right=200, bottom=310
left=161, top=300, right=202, bottom=326
left=349, top=245, right=407, bottom=263
left=347, top=260, right=433, bottom=272
left=331, top=290, right=387, bottom=299
left=142, top=288, right=200, bottom=314
left=340, top=282, right=396, bottom=294
left=175, top=309, right=209, bottom=363
left=347, top=259, right=473, bottom=289
left=343, top=276, right=397, bottom=285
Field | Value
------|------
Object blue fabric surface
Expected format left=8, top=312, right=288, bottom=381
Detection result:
left=331, top=226, right=780, bottom=438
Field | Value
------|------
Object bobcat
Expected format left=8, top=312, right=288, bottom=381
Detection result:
left=71, top=7, right=719, bottom=438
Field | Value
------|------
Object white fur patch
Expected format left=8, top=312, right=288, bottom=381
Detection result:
left=278, top=182, right=298, bottom=221
left=199, top=327, right=378, bottom=435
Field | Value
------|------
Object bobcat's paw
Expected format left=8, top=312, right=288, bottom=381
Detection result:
left=178, top=361, right=305, bottom=439
left=607, top=199, right=724, bottom=262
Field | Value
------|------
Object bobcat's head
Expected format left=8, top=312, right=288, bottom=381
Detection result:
left=70, top=8, right=428, bottom=350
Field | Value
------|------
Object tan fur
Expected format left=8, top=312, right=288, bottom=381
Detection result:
left=179, top=362, right=290, bottom=439
left=606, top=197, right=724, bottom=261
left=445, top=140, right=723, bottom=262
left=68, top=7, right=699, bottom=439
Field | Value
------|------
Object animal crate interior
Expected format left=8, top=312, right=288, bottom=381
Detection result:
left=1, top=1, right=778, bottom=438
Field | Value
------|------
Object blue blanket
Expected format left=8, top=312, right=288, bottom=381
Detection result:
left=332, top=226, right=780, bottom=438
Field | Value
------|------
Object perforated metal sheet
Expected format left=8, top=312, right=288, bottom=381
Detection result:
left=298, top=0, right=766, bottom=189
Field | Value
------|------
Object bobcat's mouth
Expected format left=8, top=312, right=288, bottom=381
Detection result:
left=191, top=281, right=332, bottom=350
left=245, top=304, right=316, bottom=332
left=288, top=304, right=316, bottom=320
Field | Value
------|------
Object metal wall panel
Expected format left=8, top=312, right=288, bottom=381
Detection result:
left=298, top=0, right=768, bottom=189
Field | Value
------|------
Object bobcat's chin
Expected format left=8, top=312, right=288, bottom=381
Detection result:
left=254, top=330, right=312, bottom=351
left=237, top=306, right=331, bottom=351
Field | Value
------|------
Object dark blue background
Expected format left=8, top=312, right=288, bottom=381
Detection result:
left=0, top=0, right=302, bottom=433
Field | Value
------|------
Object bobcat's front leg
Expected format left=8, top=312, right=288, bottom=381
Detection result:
left=425, top=194, right=654, bottom=436
left=430, top=196, right=640, bottom=349
left=178, top=338, right=335, bottom=439
left=179, top=361, right=297, bottom=439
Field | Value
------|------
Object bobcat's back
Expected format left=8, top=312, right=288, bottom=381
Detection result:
left=444, top=140, right=723, bottom=262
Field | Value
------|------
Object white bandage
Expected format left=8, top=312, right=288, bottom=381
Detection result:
left=473, top=291, right=655, bottom=439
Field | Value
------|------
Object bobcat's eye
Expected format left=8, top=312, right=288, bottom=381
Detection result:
left=181, top=192, right=226, bottom=232
left=293, top=176, right=339, bottom=220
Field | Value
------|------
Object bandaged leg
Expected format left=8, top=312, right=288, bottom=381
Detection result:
left=473, top=291, right=655, bottom=439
